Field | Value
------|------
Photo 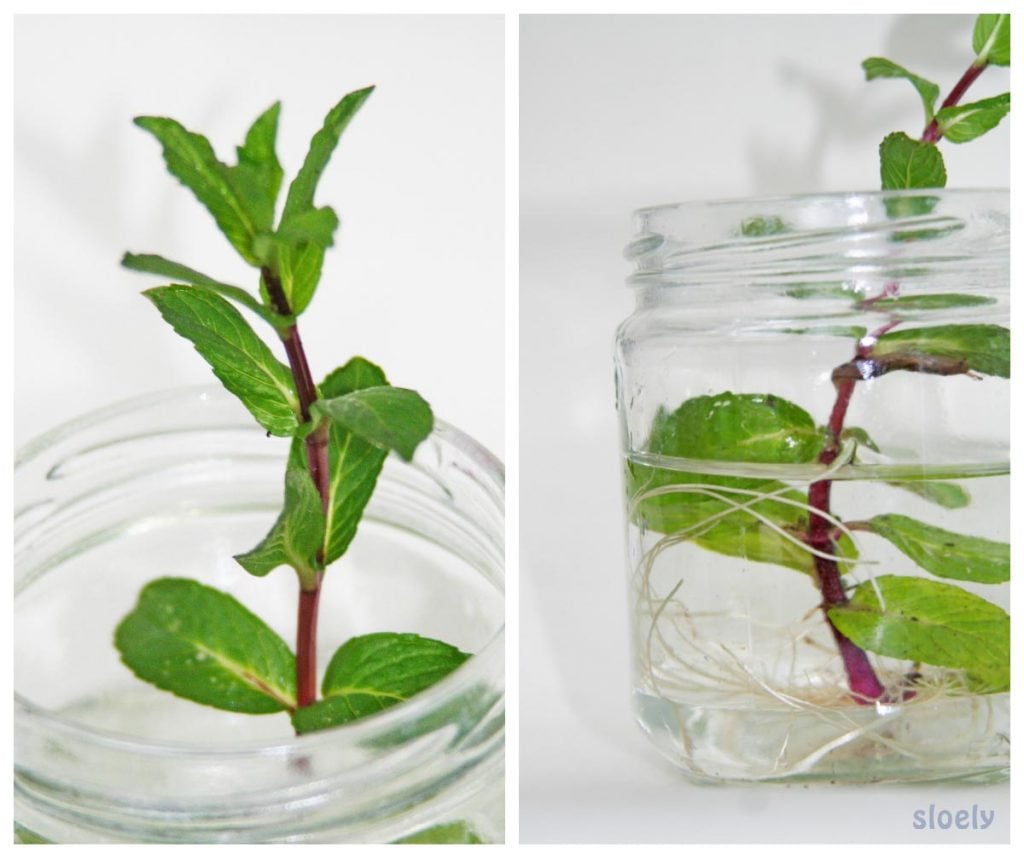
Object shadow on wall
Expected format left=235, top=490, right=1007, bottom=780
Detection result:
left=745, top=15, right=971, bottom=195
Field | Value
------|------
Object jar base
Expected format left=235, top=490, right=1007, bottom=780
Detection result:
left=633, top=690, right=1009, bottom=785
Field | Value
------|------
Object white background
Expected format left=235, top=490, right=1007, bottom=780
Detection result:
left=14, top=14, right=505, bottom=458
left=520, top=14, right=1010, bottom=843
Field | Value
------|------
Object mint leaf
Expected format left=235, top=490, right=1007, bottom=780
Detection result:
left=628, top=393, right=845, bottom=575
left=866, top=293, right=996, bottom=312
left=257, top=221, right=337, bottom=316
left=644, top=393, right=822, bottom=464
left=740, top=215, right=788, bottom=237
left=234, top=466, right=325, bottom=586
left=936, top=93, right=1010, bottom=144
left=973, top=14, right=1010, bottom=67
left=122, top=252, right=290, bottom=327
left=862, top=57, right=940, bottom=123
left=291, top=632, right=469, bottom=733
left=275, top=206, right=340, bottom=247
left=266, top=87, right=372, bottom=314
left=134, top=116, right=261, bottom=265
left=394, top=822, right=484, bottom=844
left=115, top=578, right=297, bottom=713
left=145, top=285, right=301, bottom=435
left=14, top=824, right=52, bottom=844
left=231, top=102, right=284, bottom=234
left=886, top=480, right=970, bottom=509
left=879, top=132, right=947, bottom=189
left=318, top=358, right=390, bottom=566
left=865, top=514, right=1009, bottom=584
left=828, top=575, right=1009, bottom=692
left=882, top=194, right=941, bottom=220
left=281, top=86, right=374, bottom=225
left=313, top=386, right=433, bottom=461
left=841, top=426, right=880, bottom=453
left=872, top=323, right=1010, bottom=378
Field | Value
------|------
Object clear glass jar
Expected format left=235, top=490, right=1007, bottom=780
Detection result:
left=615, top=190, right=1009, bottom=784
left=15, top=387, right=504, bottom=843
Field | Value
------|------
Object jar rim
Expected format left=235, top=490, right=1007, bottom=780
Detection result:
left=14, top=385, right=505, bottom=759
left=630, top=187, right=1008, bottom=219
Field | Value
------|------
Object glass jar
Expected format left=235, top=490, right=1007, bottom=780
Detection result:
left=615, top=190, right=1009, bottom=784
left=14, top=387, right=504, bottom=843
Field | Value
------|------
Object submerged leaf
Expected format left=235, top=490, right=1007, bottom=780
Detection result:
left=865, top=514, right=1009, bottom=584
left=828, top=575, right=1009, bottom=692
left=643, top=392, right=822, bottom=465
left=885, top=480, right=971, bottom=509
left=740, top=215, right=788, bottom=237
left=628, top=392, right=844, bottom=575
left=115, top=578, right=297, bottom=713
left=872, top=323, right=1010, bottom=378
left=865, top=293, right=995, bottom=312
left=393, top=822, right=484, bottom=844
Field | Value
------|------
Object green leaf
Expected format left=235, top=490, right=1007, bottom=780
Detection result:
left=145, top=285, right=301, bottom=435
left=115, top=578, right=297, bottom=713
left=393, top=822, right=484, bottom=844
left=882, top=194, right=941, bottom=220
left=291, top=632, right=469, bottom=733
left=313, top=386, right=433, bottom=462
left=872, top=323, right=1010, bottom=378
left=14, top=824, right=52, bottom=844
left=828, top=575, right=1009, bottom=692
left=234, top=466, right=325, bottom=586
left=879, top=132, right=947, bottom=190
left=628, top=393, right=845, bottom=575
left=134, top=116, right=260, bottom=265
left=864, top=514, right=1009, bottom=584
left=783, top=325, right=868, bottom=340
left=644, top=393, right=823, bottom=464
left=885, top=480, right=970, bottom=509
left=281, top=86, right=375, bottom=225
left=266, top=87, right=372, bottom=314
left=840, top=426, right=880, bottom=453
left=862, top=57, right=940, bottom=123
left=318, top=358, right=391, bottom=566
left=784, top=284, right=854, bottom=301
left=936, top=93, right=1010, bottom=144
left=740, top=215, right=788, bottom=237
left=866, top=293, right=996, bottom=312
left=973, top=14, right=1010, bottom=66
left=122, top=252, right=291, bottom=327
left=275, top=206, right=340, bottom=247
left=231, top=102, right=284, bottom=233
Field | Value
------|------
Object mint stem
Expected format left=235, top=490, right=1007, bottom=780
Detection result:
left=262, top=268, right=328, bottom=710
left=921, top=59, right=988, bottom=143
left=808, top=375, right=887, bottom=702
left=807, top=322, right=904, bottom=702
left=806, top=50, right=994, bottom=701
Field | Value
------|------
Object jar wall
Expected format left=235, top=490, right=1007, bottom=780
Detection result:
left=615, top=191, right=1009, bottom=783
left=14, top=388, right=505, bottom=842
